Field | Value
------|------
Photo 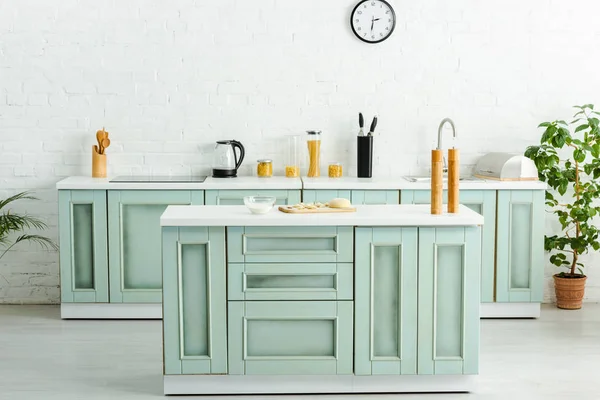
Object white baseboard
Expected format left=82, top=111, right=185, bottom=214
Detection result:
left=61, top=303, right=162, bottom=319
left=163, top=374, right=476, bottom=395
left=480, top=302, right=541, bottom=318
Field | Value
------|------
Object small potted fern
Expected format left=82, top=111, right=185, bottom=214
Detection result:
left=0, top=192, right=57, bottom=261
left=525, top=104, right=600, bottom=309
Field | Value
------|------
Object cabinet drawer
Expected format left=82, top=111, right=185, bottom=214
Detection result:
left=205, top=190, right=301, bottom=206
left=228, top=263, right=353, bottom=301
left=228, top=301, right=353, bottom=375
left=227, top=226, right=353, bottom=263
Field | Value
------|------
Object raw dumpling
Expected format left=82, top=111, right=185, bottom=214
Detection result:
left=328, top=198, right=351, bottom=209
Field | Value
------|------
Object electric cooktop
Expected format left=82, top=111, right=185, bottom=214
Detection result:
left=109, top=176, right=207, bottom=183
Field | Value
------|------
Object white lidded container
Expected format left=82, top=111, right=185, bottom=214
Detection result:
left=473, top=152, right=539, bottom=181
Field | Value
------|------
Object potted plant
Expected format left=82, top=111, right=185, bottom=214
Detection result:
left=0, top=192, right=57, bottom=260
left=525, top=104, right=600, bottom=309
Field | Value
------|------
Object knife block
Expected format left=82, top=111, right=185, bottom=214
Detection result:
left=430, top=149, right=443, bottom=215
left=357, top=136, right=373, bottom=178
left=92, top=146, right=106, bottom=178
left=448, top=148, right=460, bottom=213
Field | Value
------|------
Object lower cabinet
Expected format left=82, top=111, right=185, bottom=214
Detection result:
left=354, top=227, right=418, bottom=375
left=303, top=190, right=399, bottom=205
left=58, top=190, right=109, bottom=303
left=401, top=190, right=496, bottom=303
left=417, top=227, right=480, bottom=375
left=205, top=190, right=301, bottom=205
left=355, top=226, right=480, bottom=376
left=227, top=301, right=354, bottom=375
left=162, top=226, right=227, bottom=375
left=496, top=190, right=544, bottom=303
left=108, top=190, right=204, bottom=303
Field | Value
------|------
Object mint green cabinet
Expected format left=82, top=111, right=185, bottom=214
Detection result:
left=351, top=190, right=399, bottom=204
left=58, top=190, right=108, bottom=303
left=108, top=190, right=204, bottom=303
left=227, top=300, right=353, bottom=375
left=228, top=263, right=353, bottom=301
left=354, top=227, right=418, bottom=375
left=401, top=190, right=496, bottom=303
left=418, top=227, right=480, bottom=375
left=496, top=190, right=544, bottom=303
left=303, top=190, right=351, bottom=203
left=227, top=226, right=353, bottom=263
left=162, top=226, right=227, bottom=374
left=205, top=190, right=300, bottom=205
left=303, top=190, right=399, bottom=205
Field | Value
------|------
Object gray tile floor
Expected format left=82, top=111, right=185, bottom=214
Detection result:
left=0, top=304, right=599, bottom=399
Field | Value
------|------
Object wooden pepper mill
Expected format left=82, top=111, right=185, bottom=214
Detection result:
left=448, top=148, right=460, bottom=213
left=92, top=128, right=110, bottom=178
left=430, top=149, right=443, bottom=215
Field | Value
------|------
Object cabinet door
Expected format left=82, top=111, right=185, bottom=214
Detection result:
left=460, top=191, right=496, bottom=303
left=59, top=190, right=108, bottom=303
left=302, top=190, right=351, bottom=204
left=351, top=190, right=400, bottom=205
left=496, top=190, right=544, bottom=303
left=228, top=301, right=353, bottom=375
left=418, top=227, right=480, bottom=375
left=108, top=190, right=204, bottom=303
left=162, top=226, right=227, bottom=374
left=401, top=190, right=496, bottom=303
left=354, top=227, right=418, bottom=375
left=205, top=190, right=301, bottom=205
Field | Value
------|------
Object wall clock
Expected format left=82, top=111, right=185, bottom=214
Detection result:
left=351, top=0, right=396, bottom=44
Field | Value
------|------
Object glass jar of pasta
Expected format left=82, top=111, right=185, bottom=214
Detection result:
left=257, top=159, right=273, bottom=178
left=285, top=135, right=301, bottom=178
left=306, top=130, right=321, bottom=177
left=328, top=162, right=343, bottom=178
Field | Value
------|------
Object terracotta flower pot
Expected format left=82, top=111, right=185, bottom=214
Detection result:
left=554, top=274, right=587, bottom=310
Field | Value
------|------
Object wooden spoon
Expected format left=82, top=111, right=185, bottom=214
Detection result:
left=100, top=138, right=110, bottom=154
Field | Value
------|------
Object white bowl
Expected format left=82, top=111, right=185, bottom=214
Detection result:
left=243, top=196, right=276, bottom=214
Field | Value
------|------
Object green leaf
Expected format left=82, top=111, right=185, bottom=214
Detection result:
left=538, top=122, right=551, bottom=128
left=574, top=148, right=586, bottom=163
left=575, top=124, right=590, bottom=133
left=582, top=104, right=595, bottom=110
left=559, top=180, right=568, bottom=195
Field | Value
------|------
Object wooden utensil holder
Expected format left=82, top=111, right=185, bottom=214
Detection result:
left=92, top=146, right=107, bottom=178
left=431, top=149, right=443, bottom=215
left=448, top=148, right=460, bottom=213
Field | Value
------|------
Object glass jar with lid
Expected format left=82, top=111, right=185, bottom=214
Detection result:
left=306, top=130, right=321, bottom=178
left=328, top=162, right=343, bottom=178
left=257, top=159, right=273, bottom=178
left=285, top=135, right=301, bottom=178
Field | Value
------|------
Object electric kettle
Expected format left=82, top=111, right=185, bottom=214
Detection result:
left=212, top=140, right=245, bottom=178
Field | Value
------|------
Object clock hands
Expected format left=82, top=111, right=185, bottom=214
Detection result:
left=371, top=16, right=382, bottom=32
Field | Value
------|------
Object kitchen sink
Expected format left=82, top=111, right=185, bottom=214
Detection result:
left=403, top=176, right=481, bottom=183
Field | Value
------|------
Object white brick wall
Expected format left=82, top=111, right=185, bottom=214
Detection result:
left=1, top=0, right=599, bottom=304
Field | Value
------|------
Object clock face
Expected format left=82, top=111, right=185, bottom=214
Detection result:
left=351, top=0, right=396, bottom=44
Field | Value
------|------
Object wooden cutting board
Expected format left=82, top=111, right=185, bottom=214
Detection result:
left=278, top=206, right=356, bottom=214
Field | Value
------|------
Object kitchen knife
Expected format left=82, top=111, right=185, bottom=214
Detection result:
left=368, top=116, right=378, bottom=136
left=359, top=113, right=364, bottom=136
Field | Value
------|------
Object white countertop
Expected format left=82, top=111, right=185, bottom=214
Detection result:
left=56, top=176, right=545, bottom=191
left=302, top=177, right=547, bottom=190
left=160, top=204, right=484, bottom=227
left=55, top=176, right=302, bottom=190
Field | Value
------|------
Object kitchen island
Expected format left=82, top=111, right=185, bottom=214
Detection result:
left=160, top=204, right=483, bottom=395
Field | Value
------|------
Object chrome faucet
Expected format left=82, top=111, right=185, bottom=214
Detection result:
left=437, top=118, right=457, bottom=173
